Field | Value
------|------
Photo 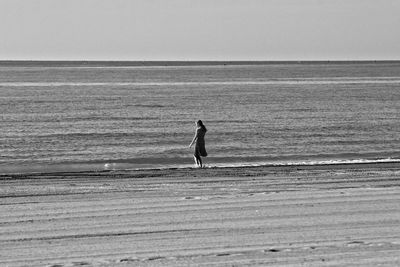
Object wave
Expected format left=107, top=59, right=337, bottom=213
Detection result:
left=1, top=156, right=400, bottom=175
left=1, top=77, right=400, bottom=87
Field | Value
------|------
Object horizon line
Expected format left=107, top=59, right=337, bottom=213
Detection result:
left=1, top=59, right=400, bottom=67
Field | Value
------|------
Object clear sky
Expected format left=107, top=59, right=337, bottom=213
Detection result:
left=1, top=0, right=399, bottom=61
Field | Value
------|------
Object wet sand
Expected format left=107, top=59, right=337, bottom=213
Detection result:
left=1, top=163, right=400, bottom=266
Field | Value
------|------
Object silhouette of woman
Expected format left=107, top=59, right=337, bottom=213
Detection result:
left=189, top=120, right=208, bottom=168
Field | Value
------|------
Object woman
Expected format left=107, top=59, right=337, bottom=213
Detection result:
left=189, top=120, right=208, bottom=168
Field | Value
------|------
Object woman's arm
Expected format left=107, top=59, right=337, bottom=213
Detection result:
left=189, top=131, right=198, bottom=148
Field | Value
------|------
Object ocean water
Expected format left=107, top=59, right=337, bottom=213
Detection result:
left=0, top=61, right=399, bottom=174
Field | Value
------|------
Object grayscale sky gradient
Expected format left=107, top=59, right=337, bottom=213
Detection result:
left=1, top=0, right=399, bottom=60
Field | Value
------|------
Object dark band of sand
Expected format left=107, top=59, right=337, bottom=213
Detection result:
left=1, top=163, right=400, bottom=266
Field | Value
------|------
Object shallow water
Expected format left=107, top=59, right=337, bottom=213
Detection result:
left=1, top=62, right=400, bottom=173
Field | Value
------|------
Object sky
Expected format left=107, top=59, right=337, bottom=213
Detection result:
left=0, top=0, right=399, bottom=61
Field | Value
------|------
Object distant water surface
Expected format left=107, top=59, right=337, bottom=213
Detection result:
left=0, top=62, right=399, bottom=173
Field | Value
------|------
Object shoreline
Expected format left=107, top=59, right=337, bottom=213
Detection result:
left=2, top=160, right=400, bottom=178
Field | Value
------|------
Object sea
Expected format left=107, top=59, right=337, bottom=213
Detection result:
left=1, top=61, right=399, bottom=174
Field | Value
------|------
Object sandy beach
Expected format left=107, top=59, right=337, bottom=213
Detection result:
left=1, top=163, right=400, bottom=266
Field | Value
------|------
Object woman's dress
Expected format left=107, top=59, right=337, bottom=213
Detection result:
left=194, top=128, right=207, bottom=157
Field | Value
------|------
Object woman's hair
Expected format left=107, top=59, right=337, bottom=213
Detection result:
left=197, top=120, right=207, bottom=132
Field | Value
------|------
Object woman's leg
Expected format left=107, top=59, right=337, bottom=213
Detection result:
left=197, top=156, right=202, bottom=168
left=194, top=154, right=202, bottom=167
